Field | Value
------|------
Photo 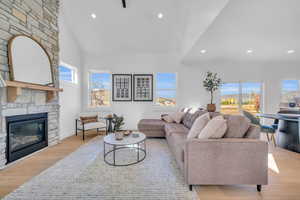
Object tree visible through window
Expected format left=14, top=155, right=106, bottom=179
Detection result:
left=241, top=82, right=262, bottom=114
left=89, top=72, right=111, bottom=107
left=220, top=82, right=262, bottom=114
left=156, top=73, right=176, bottom=106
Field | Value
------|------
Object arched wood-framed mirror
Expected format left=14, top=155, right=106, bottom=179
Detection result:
left=8, top=34, right=54, bottom=86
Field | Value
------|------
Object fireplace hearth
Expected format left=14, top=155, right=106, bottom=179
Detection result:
left=6, top=113, right=48, bottom=163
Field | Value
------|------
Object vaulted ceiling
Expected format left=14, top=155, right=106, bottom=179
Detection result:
left=61, top=0, right=300, bottom=62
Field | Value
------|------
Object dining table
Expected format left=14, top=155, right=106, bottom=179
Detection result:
left=257, top=112, right=300, bottom=153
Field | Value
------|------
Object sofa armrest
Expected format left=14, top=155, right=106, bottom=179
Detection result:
left=244, top=124, right=261, bottom=139
left=184, top=138, right=268, bottom=185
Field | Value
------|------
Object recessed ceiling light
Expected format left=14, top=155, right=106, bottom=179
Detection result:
left=200, top=49, right=206, bottom=54
left=246, top=49, right=253, bottom=54
left=91, top=13, right=97, bottom=19
left=157, top=13, right=164, bottom=19
left=287, top=50, right=295, bottom=54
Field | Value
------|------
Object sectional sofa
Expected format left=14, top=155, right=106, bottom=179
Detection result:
left=138, top=110, right=268, bottom=191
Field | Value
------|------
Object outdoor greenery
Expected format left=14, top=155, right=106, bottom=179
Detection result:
left=203, top=71, right=222, bottom=104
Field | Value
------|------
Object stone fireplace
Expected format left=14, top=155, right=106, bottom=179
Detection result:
left=6, top=113, right=48, bottom=163
left=0, top=1, right=60, bottom=168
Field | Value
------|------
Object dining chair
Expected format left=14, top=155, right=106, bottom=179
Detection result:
left=242, top=110, right=277, bottom=146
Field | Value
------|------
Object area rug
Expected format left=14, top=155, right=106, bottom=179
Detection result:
left=4, top=137, right=198, bottom=200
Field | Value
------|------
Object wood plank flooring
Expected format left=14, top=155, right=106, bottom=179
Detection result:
left=0, top=132, right=300, bottom=199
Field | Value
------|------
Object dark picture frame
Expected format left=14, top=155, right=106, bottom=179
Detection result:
left=112, top=74, right=132, bottom=101
left=133, top=74, right=153, bottom=101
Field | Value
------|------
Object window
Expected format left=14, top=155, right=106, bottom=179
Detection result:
left=155, top=73, right=176, bottom=106
left=59, top=63, right=76, bottom=83
left=281, top=80, right=300, bottom=103
left=220, top=83, right=240, bottom=114
left=220, top=82, right=262, bottom=114
left=89, top=72, right=111, bottom=107
left=241, top=82, right=262, bottom=114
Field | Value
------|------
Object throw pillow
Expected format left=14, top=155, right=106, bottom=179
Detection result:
left=80, top=115, right=98, bottom=124
left=169, top=111, right=185, bottom=124
left=182, top=110, right=208, bottom=129
left=223, top=115, right=250, bottom=138
left=198, top=116, right=227, bottom=139
left=187, top=113, right=210, bottom=139
left=162, top=115, right=175, bottom=123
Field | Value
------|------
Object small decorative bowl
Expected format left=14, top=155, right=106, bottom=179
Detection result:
left=124, top=131, right=131, bottom=137
left=115, top=132, right=124, bottom=140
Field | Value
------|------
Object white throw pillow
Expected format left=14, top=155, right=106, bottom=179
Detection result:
left=198, top=116, right=227, bottom=139
left=162, top=115, right=174, bottom=123
left=187, top=113, right=210, bottom=139
left=169, top=111, right=185, bottom=124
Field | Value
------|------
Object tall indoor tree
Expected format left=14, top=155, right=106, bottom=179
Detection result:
left=203, top=71, right=222, bottom=112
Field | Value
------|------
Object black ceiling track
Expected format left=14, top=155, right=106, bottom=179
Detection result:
left=122, top=0, right=126, bottom=8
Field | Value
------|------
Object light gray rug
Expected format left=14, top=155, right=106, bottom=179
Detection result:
left=4, top=137, right=198, bottom=200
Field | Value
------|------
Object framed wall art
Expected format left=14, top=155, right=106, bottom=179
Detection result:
left=133, top=74, right=153, bottom=101
left=112, top=74, right=132, bottom=101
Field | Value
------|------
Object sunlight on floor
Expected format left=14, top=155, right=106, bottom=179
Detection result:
left=268, top=153, right=280, bottom=173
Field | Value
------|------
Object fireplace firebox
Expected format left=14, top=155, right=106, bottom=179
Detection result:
left=6, top=113, right=48, bottom=163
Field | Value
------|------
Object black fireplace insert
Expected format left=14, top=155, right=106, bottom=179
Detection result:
left=6, top=113, right=48, bottom=163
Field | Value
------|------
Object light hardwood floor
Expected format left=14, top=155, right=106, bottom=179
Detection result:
left=0, top=132, right=300, bottom=199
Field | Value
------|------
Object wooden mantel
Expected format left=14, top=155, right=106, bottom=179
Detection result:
left=5, top=80, right=63, bottom=102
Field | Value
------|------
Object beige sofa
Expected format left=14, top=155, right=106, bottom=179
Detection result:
left=138, top=112, right=268, bottom=192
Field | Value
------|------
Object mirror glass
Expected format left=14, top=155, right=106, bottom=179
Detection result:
left=9, top=35, right=53, bottom=85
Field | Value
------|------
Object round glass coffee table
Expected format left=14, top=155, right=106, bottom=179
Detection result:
left=103, top=132, right=146, bottom=166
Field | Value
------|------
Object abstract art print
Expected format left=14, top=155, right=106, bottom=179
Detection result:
left=133, top=74, right=153, bottom=101
left=112, top=74, right=132, bottom=101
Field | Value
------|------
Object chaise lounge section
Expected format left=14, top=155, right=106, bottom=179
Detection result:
left=138, top=110, right=268, bottom=191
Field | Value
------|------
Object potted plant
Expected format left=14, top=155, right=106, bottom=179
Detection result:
left=203, top=71, right=222, bottom=112
left=112, top=114, right=125, bottom=140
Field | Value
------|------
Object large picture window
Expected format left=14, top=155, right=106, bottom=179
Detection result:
left=220, top=82, right=262, bottom=114
left=89, top=71, right=111, bottom=107
left=155, top=73, right=176, bottom=106
left=220, top=83, right=240, bottom=114
left=281, top=80, right=300, bottom=103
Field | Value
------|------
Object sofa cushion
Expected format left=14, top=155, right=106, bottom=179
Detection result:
left=138, top=119, right=165, bottom=131
left=187, top=113, right=210, bottom=139
left=162, top=115, right=174, bottom=123
left=182, top=110, right=208, bottom=129
left=198, top=116, right=227, bottom=139
left=165, top=123, right=189, bottom=136
left=209, top=112, right=222, bottom=119
left=223, top=115, right=250, bottom=138
left=169, top=111, right=185, bottom=123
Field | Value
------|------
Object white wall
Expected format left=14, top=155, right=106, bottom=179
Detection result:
left=82, top=52, right=300, bottom=130
left=82, top=53, right=183, bottom=130
left=181, top=60, right=300, bottom=115
left=59, top=16, right=82, bottom=140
